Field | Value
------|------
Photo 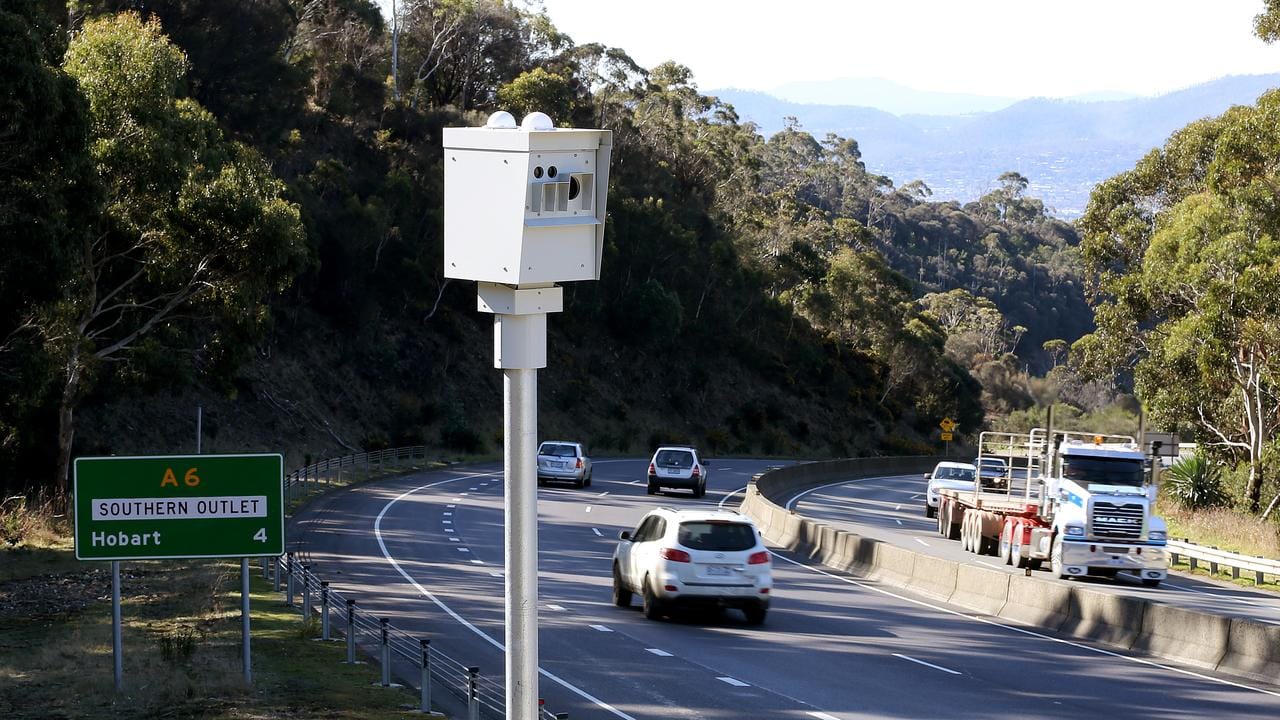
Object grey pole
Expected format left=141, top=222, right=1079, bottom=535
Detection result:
left=380, top=618, right=391, bottom=687
left=505, top=368, right=538, bottom=720
left=302, top=564, right=312, bottom=620
left=241, top=557, right=252, bottom=684
left=420, top=638, right=432, bottom=712
left=112, top=560, right=122, bottom=692
left=286, top=553, right=295, bottom=606
left=320, top=582, right=331, bottom=640
left=467, top=666, right=480, bottom=720
left=345, top=599, right=356, bottom=663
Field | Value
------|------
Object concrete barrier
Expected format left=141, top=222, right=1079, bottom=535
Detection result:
left=1132, top=602, right=1229, bottom=671
left=951, top=564, right=1010, bottom=616
left=742, top=457, right=1280, bottom=686
left=1062, top=586, right=1147, bottom=647
left=1219, top=618, right=1280, bottom=685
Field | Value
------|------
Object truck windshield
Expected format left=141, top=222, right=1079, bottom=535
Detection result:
left=1061, top=456, right=1144, bottom=487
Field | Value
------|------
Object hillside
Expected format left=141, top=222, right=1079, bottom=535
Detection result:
left=713, top=74, right=1280, bottom=216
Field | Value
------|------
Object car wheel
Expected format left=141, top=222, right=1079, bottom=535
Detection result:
left=612, top=564, right=632, bottom=608
left=585, top=472, right=592, bottom=488
left=742, top=604, right=767, bottom=625
left=575, top=475, right=584, bottom=489
left=642, top=576, right=664, bottom=620
left=925, top=503, right=936, bottom=519
left=646, top=482, right=657, bottom=495
left=695, top=482, right=705, bottom=499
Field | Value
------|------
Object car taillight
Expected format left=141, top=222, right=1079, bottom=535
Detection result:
left=648, top=462, right=656, bottom=475
left=661, top=548, right=691, bottom=563
left=691, top=464, right=701, bottom=477
left=576, top=458, right=583, bottom=468
left=748, top=551, right=769, bottom=565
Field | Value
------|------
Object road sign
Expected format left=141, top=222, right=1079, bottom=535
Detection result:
left=940, top=432, right=954, bottom=442
left=74, top=453, right=284, bottom=561
left=1143, top=432, right=1180, bottom=457
left=939, top=417, right=957, bottom=432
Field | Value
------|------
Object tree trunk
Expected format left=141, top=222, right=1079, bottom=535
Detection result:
left=54, top=348, right=82, bottom=511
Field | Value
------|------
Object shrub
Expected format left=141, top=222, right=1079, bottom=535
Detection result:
left=1163, top=452, right=1229, bottom=510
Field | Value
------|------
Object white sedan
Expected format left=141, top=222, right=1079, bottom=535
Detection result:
left=923, top=461, right=977, bottom=518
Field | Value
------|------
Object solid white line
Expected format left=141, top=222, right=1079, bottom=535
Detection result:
left=786, top=473, right=910, bottom=510
left=547, top=604, right=566, bottom=611
left=646, top=648, right=673, bottom=657
left=717, top=676, right=750, bottom=687
left=598, top=491, right=610, bottom=497
left=470, top=559, right=484, bottom=565
left=374, top=476, right=638, bottom=720
left=592, top=528, right=603, bottom=536
left=768, top=550, right=1280, bottom=697
left=914, top=538, right=930, bottom=547
left=910, top=494, right=921, bottom=500
left=719, top=486, right=747, bottom=510
left=489, top=571, right=503, bottom=577
left=807, top=713, right=841, bottom=720
left=589, top=624, right=613, bottom=632
left=893, top=653, right=961, bottom=675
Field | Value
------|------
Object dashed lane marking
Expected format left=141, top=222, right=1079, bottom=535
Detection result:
left=717, top=677, right=750, bottom=687
left=893, top=653, right=960, bottom=675
left=646, top=648, right=673, bottom=657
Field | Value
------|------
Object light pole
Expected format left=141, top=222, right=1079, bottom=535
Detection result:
left=443, top=111, right=611, bottom=719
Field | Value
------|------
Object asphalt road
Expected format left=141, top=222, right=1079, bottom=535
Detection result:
left=290, top=459, right=1280, bottom=719
left=789, top=472, right=1280, bottom=627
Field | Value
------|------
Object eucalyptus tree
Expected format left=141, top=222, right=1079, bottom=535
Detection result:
left=51, top=13, right=307, bottom=499
left=1078, top=91, right=1280, bottom=511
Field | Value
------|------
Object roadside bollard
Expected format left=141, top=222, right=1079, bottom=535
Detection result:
left=285, top=553, right=296, bottom=606
left=1257, top=560, right=1266, bottom=586
left=380, top=619, right=391, bottom=686
left=302, top=565, right=313, bottom=620
left=420, top=639, right=431, bottom=713
left=345, top=599, right=357, bottom=664
left=321, top=582, right=331, bottom=640
left=467, top=667, right=479, bottom=720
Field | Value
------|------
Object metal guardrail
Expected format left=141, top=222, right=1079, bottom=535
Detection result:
left=279, top=446, right=567, bottom=717
left=1167, top=539, right=1280, bottom=586
left=265, top=553, right=568, bottom=719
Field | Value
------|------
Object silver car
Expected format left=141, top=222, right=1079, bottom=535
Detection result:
left=537, top=441, right=592, bottom=488
left=646, top=446, right=709, bottom=497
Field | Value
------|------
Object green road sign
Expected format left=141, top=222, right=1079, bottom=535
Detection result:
left=74, top=453, right=284, bottom=561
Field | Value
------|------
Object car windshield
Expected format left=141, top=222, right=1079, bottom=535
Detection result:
left=655, top=450, right=693, bottom=467
left=677, top=522, right=756, bottom=551
left=539, top=444, right=577, bottom=458
left=935, top=467, right=976, bottom=481
left=1062, top=456, right=1144, bottom=487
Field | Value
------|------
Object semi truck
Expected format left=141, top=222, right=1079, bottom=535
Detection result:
left=934, top=425, right=1168, bottom=587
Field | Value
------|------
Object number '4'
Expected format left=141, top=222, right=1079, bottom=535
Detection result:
left=253, top=528, right=268, bottom=543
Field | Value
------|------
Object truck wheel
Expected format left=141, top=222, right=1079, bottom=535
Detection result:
left=1011, top=522, right=1027, bottom=569
left=998, top=523, right=1012, bottom=564
left=1051, top=535, right=1068, bottom=580
left=947, top=507, right=962, bottom=541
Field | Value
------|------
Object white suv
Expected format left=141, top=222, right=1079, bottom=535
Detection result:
left=646, top=446, right=709, bottom=497
left=612, top=508, right=772, bottom=624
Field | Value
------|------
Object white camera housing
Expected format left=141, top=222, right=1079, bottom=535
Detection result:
left=443, top=115, right=612, bottom=285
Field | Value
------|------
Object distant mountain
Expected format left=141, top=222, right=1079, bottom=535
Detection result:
left=769, top=77, right=1018, bottom=115
left=711, top=74, right=1280, bottom=217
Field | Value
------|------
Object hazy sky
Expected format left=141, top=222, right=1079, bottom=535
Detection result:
left=534, top=0, right=1279, bottom=98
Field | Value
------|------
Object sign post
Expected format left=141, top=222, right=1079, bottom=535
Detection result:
left=74, top=453, right=283, bottom=689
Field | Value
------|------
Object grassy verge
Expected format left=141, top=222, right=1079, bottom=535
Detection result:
left=0, top=534, right=432, bottom=719
left=1159, top=502, right=1280, bottom=590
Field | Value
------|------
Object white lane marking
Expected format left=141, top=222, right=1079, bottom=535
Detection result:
left=598, top=491, right=610, bottom=497
left=469, top=487, right=479, bottom=491
left=449, top=538, right=460, bottom=542
left=470, top=559, right=484, bottom=565
left=445, top=528, right=455, bottom=534
left=786, top=474, right=907, bottom=510
left=460, top=493, right=469, bottom=496
left=592, top=528, right=603, bottom=536
left=768, top=551, right=1280, bottom=697
left=910, top=493, right=921, bottom=500
left=547, top=604, right=566, bottom=611
left=717, top=676, right=749, bottom=687
left=895, top=519, right=903, bottom=526
left=447, top=504, right=456, bottom=508
left=458, top=548, right=470, bottom=553
left=589, top=624, right=613, bottom=632
left=808, top=713, right=841, bottom=720
left=489, top=571, right=503, bottom=577
left=450, top=498, right=461, bottom=502
left=585, top=506, right=592, bottom=513
left=893, top=653, right=961, bottom=675
left=628, top=480, right=641, bottom=486
left=719, top=486, right=746, bottom=510
left=914, top=538, right=930, bottom=547
left=646, top=648, right=673, bottom=657
left=976, top=561, right=1004, bottom=571
left=895, top=504, right=901, bottom=511
left=443, top=520, right=452, bottom=525
left=444, top=511, right=453, bottom=516
left=1162, top=579, right=1275, bottom=609
left=375, top=476, right=638, bottom=720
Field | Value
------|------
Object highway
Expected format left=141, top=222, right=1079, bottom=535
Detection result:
left=789, top=472, right=1280, bottom=627
left=291, top=459, right=1280, bottom=719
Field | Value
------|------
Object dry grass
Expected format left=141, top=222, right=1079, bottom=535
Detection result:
left=1159, top=503, right=1280, bottom=558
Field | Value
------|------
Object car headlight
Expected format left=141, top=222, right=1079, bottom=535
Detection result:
left=1064, top=525, right=1085, bottom=538
left=1148, top=530, right=1167, bottom=542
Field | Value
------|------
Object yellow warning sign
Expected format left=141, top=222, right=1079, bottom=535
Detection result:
left=939, top=417, right=957, bottom=432
left=940, top=431, right=954, bottom=442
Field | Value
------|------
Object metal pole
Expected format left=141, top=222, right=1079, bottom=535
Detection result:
left=321, top=582, right=331, bottom=640
left=505, top=368, right=538, bottom=720
left=112, top=560, right=122, bottom=692
left=467, top=666, right=480, bottom=720
left=273, top=555, right=282, bottom=592
left=420, top=639, right=432, bottom=713
left=345, top=599, right=356, bottom=663
left=286, top=553, right=295, bottom=606
left=241, top=557, right=252, bottom=684
left=380, top=618, right=391, bottom=687
left=302, top=564, right=312, bottom=620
